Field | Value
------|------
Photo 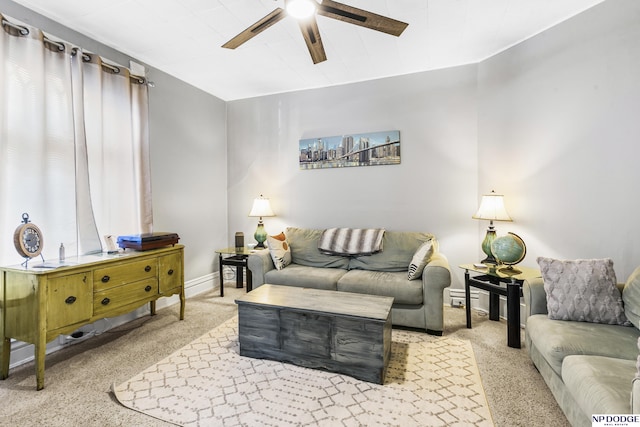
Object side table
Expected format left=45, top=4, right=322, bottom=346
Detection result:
left=459, top=264, right=541, bottom=348
left=216, top=247, right=255, bottom=297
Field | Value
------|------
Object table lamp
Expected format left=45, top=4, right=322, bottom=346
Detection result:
left=248, top=194, right=275, bottom=248
left=472, top=190, right=512, bottom=264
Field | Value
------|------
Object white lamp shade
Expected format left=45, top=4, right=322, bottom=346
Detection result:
left=248, top=196, right=275, bottom=218
left=473, top=191, right=512, bottom=221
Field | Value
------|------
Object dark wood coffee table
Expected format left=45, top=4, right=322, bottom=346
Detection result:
left=235, top=284, right=393, bottom=384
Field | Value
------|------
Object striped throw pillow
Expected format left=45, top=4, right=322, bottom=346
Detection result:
left=408, top=240, right=435, bottom=280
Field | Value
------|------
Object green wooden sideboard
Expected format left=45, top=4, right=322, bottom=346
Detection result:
left=0, top=244, right=185, bottom=390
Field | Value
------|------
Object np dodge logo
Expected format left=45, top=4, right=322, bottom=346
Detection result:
left=592, top=414, right=640, bottom=427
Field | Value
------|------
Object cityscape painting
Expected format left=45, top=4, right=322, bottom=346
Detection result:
left=299, top=130, right=401, bottom=170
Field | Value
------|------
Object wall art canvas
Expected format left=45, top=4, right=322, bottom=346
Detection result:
left=299, top=130, right=401, bottom=170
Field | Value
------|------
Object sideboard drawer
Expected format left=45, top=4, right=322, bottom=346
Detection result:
left=47, top=271, right=92, bottom=331
left=94, top=259, right=157, bottom=291
left=159, top=252, right=183, bottom=295
left=93, top=278, right=158, bottom=316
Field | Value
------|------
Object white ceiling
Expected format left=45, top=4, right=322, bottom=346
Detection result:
left=11, top=0, right=605, bottom=101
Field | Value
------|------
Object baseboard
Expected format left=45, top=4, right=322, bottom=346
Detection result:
left=447, top=288, right=526, bottom=328
left=154, top=272, right=217, bottom=310
left=7, top=272, right=220, bottom=370
left=448, top=288, right=479, bottom=308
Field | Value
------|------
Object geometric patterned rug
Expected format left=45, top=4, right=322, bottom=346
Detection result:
left=112, top=317, right=494, bottom=426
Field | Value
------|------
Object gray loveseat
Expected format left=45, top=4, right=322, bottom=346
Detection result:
left=247, top=227, right=451, bottom=335
left=524, top=263, right=640, bottom=427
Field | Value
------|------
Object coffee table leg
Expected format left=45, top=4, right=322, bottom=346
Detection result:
left=507, top=278, right=521, bottom=348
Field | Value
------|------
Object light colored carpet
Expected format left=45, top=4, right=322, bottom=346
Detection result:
left=0, top=283, right=569, bottom=426
left=112, top=316, right=494, bottom=427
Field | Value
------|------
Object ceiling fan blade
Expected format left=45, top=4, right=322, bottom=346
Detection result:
left=297, top=17, right=327, bottom=64
left=317, top=0, right=408, bottom=37
left=222, top=8, right=287, bottom=49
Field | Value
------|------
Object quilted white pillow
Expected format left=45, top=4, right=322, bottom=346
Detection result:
left=408, top=239, right=436, bottom=280
left=537, top=257, right=630, bottom=325
left=267, top=232, right=291, bottom=271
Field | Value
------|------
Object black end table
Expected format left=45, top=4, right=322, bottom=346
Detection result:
left=216, top=247, right=255, bottom=297
left=459, top=264, right=540, bottom=348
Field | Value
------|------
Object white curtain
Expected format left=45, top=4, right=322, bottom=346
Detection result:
left=0, top=15, right=151, bottom=265
left=81, top=53, right=152, bottom=243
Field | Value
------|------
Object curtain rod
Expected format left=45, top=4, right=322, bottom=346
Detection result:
left=78, top=52, right=146, bottom=84
left=44, top=37, right=65, bottom=52
left=2, top=15, right=150, bottom=86
left=1, top=18, right=28, bottom=35
left=2, top=17, right=63, bottom=52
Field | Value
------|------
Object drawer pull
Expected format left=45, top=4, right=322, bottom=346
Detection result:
left=145, top=265, right=151, bottom=272
left=101, top=275, right=110, bottom=283
left=65, top=296, right=76, bottom=305
left=168, top=269, right=174, bottom=276
left=101, top=297, right=110, bottom=306
left=145, top=285, right=152, bottom=292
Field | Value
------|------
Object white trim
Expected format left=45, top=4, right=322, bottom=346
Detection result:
left=447, top=288, right=479, bottom=308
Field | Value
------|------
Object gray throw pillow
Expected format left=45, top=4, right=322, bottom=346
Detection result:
left=537, top=257, right=630, bottom=325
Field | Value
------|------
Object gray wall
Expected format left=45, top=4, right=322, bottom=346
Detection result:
left=227, top=0, right=640, bottom=286
left=0, top=0, right=229, bottom=282
left=477, top=0, right=640, bottom=280
left=148, top=69, right=227, bottom=282
left=227, top=66, right=479, bottom=288
left=5, top=0, right=639, bottom=287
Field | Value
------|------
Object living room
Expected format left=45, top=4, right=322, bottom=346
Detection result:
left=0, top=0, right=638, bottom=426
left=1, top=0, right=635, bottom=296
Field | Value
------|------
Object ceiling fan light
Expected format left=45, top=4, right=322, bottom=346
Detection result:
left=286, top=0, right=317, bottom=19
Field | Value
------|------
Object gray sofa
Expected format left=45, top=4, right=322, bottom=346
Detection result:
left=523, top=265, right=640, bottom=427
left=247, top=227, right=451, bottom=335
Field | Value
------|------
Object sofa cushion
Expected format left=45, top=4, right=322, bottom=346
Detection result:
left=623, top=266, right=640, bottom=329
left=537, top=257, right=630, bottom=325
left=562, top=355, right=636, bottom=416
left=337, top=270, right=422, bottom=305
left=526, top=314, right=640, bottom=377
left=349, top=231, right=435, bottom=272
left=633, top=337, right=640, bottom=413
left=266, top=232, right=291, bottom=270
left=285, top=227, right=350, bottom=269
left=264, top=263, right=345, bottom=290
left=407, top=239, right=437, bottom=280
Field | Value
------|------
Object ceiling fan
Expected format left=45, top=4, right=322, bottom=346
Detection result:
left=222, top=0, right=409, bottom=64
